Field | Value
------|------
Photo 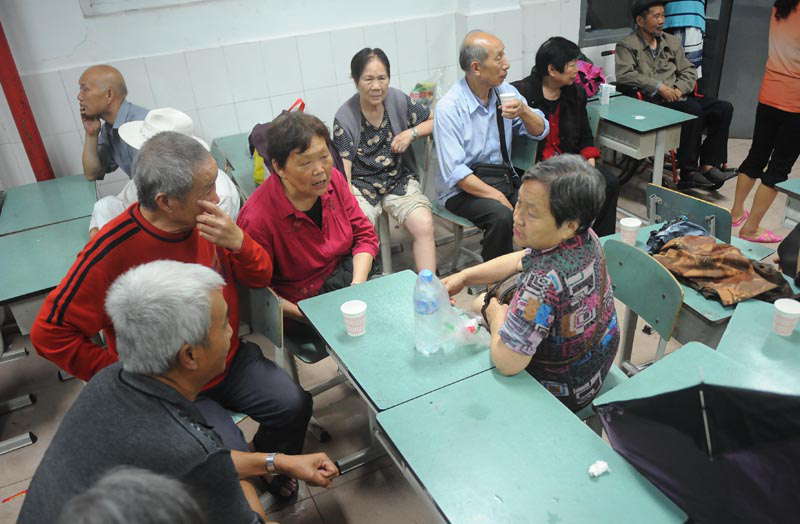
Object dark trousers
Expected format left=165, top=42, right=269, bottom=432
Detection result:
left=195, top=341, right=313, bottom=454
left=739, top=103, right=800, bottom=188
left=594, top=165, right=620, bottom=237
left=662, top=95, right=733, bottom=171
left=445, top=190, right=516, bottom=262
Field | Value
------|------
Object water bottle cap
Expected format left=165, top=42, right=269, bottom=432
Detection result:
left=419, top=269, right=434, bottom=282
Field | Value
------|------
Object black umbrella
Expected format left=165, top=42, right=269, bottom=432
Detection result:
left=596, top=384, right=800, bottom=524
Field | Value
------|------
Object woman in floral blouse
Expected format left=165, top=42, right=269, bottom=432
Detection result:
left=333, top=48, right=437, bottom=273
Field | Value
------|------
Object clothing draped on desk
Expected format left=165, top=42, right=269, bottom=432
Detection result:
left=653, top=235, right=777, bottom=306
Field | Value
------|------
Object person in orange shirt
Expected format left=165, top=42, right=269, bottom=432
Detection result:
left=730, top=0, right=800, bottom=243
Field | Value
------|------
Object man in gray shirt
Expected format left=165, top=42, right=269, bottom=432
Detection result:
left=77, top=64, right=148, bottom=180
left=19, top=261, right=338, bottom=523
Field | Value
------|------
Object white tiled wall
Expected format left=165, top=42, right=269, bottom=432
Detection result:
left=0, top=1, right=575, bottom=190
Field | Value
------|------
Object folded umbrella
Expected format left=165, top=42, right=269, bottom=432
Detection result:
left=597, top=383, right=800, bottom=523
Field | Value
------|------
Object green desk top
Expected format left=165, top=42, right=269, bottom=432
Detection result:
left=0, top=217, right=89, bottom=303
left=595, top=341, right=797, bottom=404
left=377, top=370, right=686, bottom=523
left=210, top=134, right=256, bottom=197
left=299, top=270, right=494, bottom=411
left=0, top=175, right=96, bottom=236
left=588, top=95, right=695, bottom=133
left=776, top=177, right=800, bottom=198
left=601, top=223, right=775, bottom=323
left=716, top=300, right=800, bottom=395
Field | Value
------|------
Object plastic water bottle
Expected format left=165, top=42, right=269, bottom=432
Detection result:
left=413, top=270, right=449, bottom=355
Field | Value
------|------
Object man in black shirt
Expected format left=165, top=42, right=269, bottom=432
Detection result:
left=19, top=261, right=338, bottom=523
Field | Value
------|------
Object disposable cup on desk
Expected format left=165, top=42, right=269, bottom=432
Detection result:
left=341, top=300, right=367, bottom=337
left=599, top=83, right=615, bottom=105
left=619, top=217, right=642, bottom=246
left=773, top=298, right=800, bottom=336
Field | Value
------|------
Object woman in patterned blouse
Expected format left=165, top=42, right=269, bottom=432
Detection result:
left=443, top=155, right=619, bottom=411
left=333, top=48, right=437, bottom=273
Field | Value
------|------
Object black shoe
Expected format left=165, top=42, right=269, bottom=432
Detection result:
left=678, top=171, right=720, bottom=191
left=702, top=166, right=737, bottom=184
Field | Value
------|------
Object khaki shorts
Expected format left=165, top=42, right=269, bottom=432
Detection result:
left=353, top=178, right=432, bottom=226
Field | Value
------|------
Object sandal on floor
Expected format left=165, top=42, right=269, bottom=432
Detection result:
left=263, top=474, right=298, bottom=502
left=740, top=229, right=784, bottom=243
left=731, top=210, right=750, bottom=227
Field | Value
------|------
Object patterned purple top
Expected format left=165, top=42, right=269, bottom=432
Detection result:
left=499, top=230, right=619, bottom=411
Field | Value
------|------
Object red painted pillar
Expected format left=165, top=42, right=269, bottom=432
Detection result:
left=0, top=21, right=54, bottom=181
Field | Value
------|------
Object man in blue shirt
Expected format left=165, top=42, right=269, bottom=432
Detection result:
left=77, top=65, right=148, bottom=180
left=435, top=31, right=549, bottom=262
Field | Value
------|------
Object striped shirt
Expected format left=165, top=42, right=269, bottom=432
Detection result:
left=30, top=204, right=272, bottom=386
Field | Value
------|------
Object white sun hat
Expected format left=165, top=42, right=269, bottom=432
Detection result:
left=119, top=107, right=209, bottom=150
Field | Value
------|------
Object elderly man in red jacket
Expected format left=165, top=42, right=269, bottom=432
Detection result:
left=31, top=131, right=311, bottom=501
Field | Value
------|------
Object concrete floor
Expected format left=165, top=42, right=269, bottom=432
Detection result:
left=1, top=138, right=796, bottom=523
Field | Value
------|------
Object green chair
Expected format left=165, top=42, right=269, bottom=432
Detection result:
left=429, top=135, right=539, bottom=273
left=210, top=133, right=256, bottom=198
left=510, top=133, right=539, bottom=173
left=244, top=286, right=346, bottom=442
left=646, top=183, right=732, bottom=241
left=377, top=138, right=434, bottom=274
left=604, top=239, right=684, bottom=375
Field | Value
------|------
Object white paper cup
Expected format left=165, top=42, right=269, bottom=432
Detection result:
left=498, top=92, right=516, bottom=110
left=619, top=217, right=642, bottom=246
left=773, top=298, right=800, bottom=336
left=341, top=300, right=367, bottom=336
left=600, top=83, right=612, bottom=105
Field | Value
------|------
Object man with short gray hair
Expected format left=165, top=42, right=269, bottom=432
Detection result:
left=32, top=132, right=314, bottom=501
left=22, top=261, right=338, bottom=524
left=434, top=30, right=549, bottom=262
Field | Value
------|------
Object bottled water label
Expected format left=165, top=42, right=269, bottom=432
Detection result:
left=414, top=299, right=439, bottom=315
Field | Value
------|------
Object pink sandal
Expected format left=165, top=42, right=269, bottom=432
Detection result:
left=731, top=210, right=750, bottom=227
left=739, top=229, right=784, bottom=243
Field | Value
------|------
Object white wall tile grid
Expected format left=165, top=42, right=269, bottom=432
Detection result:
left=0, top=1, right=575, bottom=188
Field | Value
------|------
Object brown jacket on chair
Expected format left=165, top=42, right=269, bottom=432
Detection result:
left=653, top=236, right=777, bottom=306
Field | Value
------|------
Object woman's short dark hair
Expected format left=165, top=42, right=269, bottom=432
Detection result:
left=521, top=154, right=606, bottom=233
left=775, top=0, right=799, bottom=19
left=350, top=48, right=391, bottom=83
left=265, top=111, right=330, bottom=170
left=533, top=37, right=581, bottom=80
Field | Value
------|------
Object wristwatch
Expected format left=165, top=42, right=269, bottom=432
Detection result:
left=411, top=126, right=419, bottom=140
left=265, top=452, right=277, bottom=474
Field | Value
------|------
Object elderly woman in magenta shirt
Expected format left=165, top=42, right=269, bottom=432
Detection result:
left=237, top=112, right=378, bottom=325
left=443, top=155, right=619, bottom=411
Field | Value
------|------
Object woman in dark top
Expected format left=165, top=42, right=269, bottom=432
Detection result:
left=512, top=37, right=620, bottom=237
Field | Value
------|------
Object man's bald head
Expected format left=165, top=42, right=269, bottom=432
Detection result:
left=459, top=30, right=503, bottom=72
left=80, top=65, right=127, bottom=100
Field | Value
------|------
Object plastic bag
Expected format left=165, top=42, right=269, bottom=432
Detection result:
left=409, top=69, right=443, bottom=110
left=438, top=309, right=491, bottom=354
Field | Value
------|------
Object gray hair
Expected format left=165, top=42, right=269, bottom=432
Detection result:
left=521, top=154, right=607, bottom=233
left=459, top=30, right=490, bottom=72
left=105, top=260, right=224, bottom=375
left=57, top=467, right=206, bottom=524
left=133, top=131, right=210, bottom=210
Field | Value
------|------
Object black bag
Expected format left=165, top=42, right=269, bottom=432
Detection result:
left=470, top=88, right=520, bottom=199
left=777, top=222, right=800, bottom=285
